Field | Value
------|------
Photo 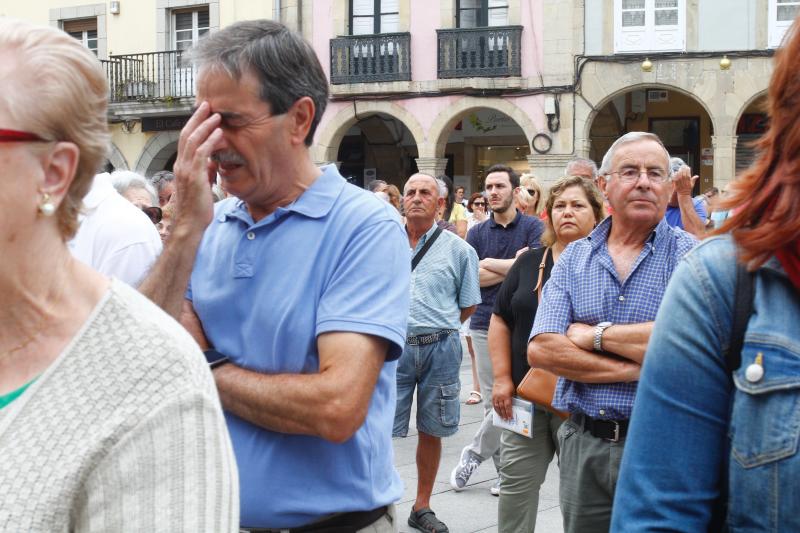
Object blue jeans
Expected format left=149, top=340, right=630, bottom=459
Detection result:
left=393, top=331, right=462, bottom=438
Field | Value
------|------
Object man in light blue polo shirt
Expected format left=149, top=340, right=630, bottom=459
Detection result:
left=140, top=20, right=409, bottom=531
left=664, top=157, right=706, bottom=237
left=395, top=174, right=480, bottom=533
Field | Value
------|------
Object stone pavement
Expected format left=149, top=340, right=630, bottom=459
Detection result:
left=391, top=340, right=564, bottom=533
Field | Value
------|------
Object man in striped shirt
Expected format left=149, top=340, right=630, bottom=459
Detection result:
left=395, top=173, right=481, bottom=533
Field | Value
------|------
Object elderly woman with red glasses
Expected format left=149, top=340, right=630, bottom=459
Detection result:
left=0, top=18, right=238, bottom=531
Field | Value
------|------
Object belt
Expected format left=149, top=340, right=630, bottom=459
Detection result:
left=406, top=329, right=457, bottom=346
left=242, top=505, right=388, bottom=533
left=570, top=413, right=629, bottom=442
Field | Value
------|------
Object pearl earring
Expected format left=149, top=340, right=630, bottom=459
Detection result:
left=39, top=193, right=56, bottom=217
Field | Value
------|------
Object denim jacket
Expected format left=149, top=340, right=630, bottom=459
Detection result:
left=611, top=236, right=800, bottom=533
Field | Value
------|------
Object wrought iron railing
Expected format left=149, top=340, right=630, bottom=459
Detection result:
left=102, top=50, right=195, bottom=103
left=330, top=32, right=411, bottom=84
left=437, top=26, right=523, bottom=78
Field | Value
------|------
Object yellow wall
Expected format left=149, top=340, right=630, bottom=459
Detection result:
left=0, top=1, right=276, bottom=56
left=0, top=0, right=79, bottom=23
left=220, top=0, right=274, bottom=27
left=110, top=123, right=155, bottom=171
left=106, top=0, right=157, bottom=55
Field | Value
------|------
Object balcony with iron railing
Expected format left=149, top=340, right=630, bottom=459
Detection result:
left=330, top=32, right=411, bottom=84
left=101, top=50, right=196, bottom=104
left=437, top=26, right=522, bottom=78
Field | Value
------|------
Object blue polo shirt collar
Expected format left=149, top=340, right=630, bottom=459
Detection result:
left=488, top=209, right=522, bottom=228
left=216, top=164, right=344, bottom=226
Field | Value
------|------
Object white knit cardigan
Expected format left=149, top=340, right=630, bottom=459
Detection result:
left=0, top=280, right=239, bottom=532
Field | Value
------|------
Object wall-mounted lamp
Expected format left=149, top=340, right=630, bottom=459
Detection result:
left=110, top=1, right=120, bottom=15
left=641, top=58, right=653, bottom=72
left=720, top=55, right=731, bottom=70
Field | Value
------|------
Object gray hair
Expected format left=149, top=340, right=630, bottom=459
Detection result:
left=669, top=157, right=686, bottom=176
left=403, top=173, right=439, bottom=195
left=599, top=132, right=671, bottom=178
left=149, top=170, right=175, bottom=193
left=190, top=19, right=328, bottom=146
left=434, top=178, right=448, bottom=198
left=565, top=157, right=598, bottom=179
left=111, top=170, right=158, bottom=205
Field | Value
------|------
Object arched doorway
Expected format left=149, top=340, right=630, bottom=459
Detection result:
left=735, top=94, right=768, bottom=174
left=588, top=87, right=715, bottom=194
left=335, top=113, right=418, bottom=189
left=135, top=131, right=180, bottom=177
left=440, top=109, right=530, bottom=194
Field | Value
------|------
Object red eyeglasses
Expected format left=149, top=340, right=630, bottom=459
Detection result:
left=0, top=129, right=51, bottom=143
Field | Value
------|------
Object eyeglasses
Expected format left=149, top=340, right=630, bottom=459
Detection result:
left=526, top=189, right=538, bottom=197
left=0, top=128, right=51, bottom=143
left=142, top=206, right=163, bottom=224
left=473, top=201, right=486, bottom=206
left=609, top=167, right=669, bottom=183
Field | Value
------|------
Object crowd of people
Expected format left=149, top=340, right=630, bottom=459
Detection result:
left=2, top=11, right=799, bottom=533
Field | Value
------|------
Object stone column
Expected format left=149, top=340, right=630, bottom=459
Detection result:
left=414, top=157, right=449, bottom=178
left=711, top=135, right=737, bottom=190
left=526, top=154, right=575, bottom=190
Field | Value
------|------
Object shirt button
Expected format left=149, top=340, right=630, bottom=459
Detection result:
left=599, top=409, right=606, bottom=416
left=246, top=231, right=256, bottom=240
left=618, top=295, right=625, bottom=302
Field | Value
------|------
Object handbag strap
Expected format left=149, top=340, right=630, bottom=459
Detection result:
left=534, top=247, right=551, bottom=304
left=411, top=226, right=444, bottom=271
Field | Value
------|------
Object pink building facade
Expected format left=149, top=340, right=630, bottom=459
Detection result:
left=308, top=0, right=550, bottom=193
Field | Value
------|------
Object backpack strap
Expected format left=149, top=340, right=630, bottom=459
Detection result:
left=726, top=262, right=755, bottom=374
left=710, top=260, right=755, bottom=532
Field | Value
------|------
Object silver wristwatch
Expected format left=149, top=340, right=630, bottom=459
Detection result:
left=593, top=322, right=613, bottom=352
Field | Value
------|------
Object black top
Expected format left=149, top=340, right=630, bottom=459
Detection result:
left=492, top=246, right=554, bottom=387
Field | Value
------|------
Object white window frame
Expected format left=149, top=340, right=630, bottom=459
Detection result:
left=769, top=0, right=800, bottom=48
left=50, top=4, right=107, bottom=59
left=614, top=0, right=686, bottom=54
left=350, top=0, right=400, bottom=35
left=171, top=7, right=210, bottom=51
left=170, top=7, right=209, bottom=97
left=66, top=25, right=98, bottom=56
left=156, top=0, right=219, bottom=53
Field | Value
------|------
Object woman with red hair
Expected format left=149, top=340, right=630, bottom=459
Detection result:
left=611, top=17, right=800, bottom=533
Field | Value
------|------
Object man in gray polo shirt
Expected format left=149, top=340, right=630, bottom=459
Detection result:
left=394, top=173, right=481, bottom=533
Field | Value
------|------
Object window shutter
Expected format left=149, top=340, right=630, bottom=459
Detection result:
left=63, top=18, right=97, bottom=33
left=615, top=0, right=684, bottom=53
left=770, top=0, right=800, bottom=48
left=615, top=0, right=647, bottom=52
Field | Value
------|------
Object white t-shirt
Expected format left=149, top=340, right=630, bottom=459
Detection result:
left=68, top=173, right=162, bottom=287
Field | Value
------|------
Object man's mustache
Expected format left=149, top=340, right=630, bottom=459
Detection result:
left=211, top=151, right=246, bottom=165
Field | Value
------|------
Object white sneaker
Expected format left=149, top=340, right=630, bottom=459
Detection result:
left=450, top=446, right=482, bottom=491
left=490, top=478, right=500, bottom=496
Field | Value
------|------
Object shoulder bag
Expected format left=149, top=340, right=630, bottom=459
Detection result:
left=515, top=247, right=569, bottom=419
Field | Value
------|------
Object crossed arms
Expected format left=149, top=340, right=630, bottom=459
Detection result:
left=527, top=322, right=652, bottom=383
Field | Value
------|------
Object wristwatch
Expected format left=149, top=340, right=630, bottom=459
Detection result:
left=593, top=322, right=613, bottom=352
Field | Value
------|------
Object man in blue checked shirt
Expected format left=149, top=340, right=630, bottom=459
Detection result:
left=528, top=132, right=697, bottom=533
